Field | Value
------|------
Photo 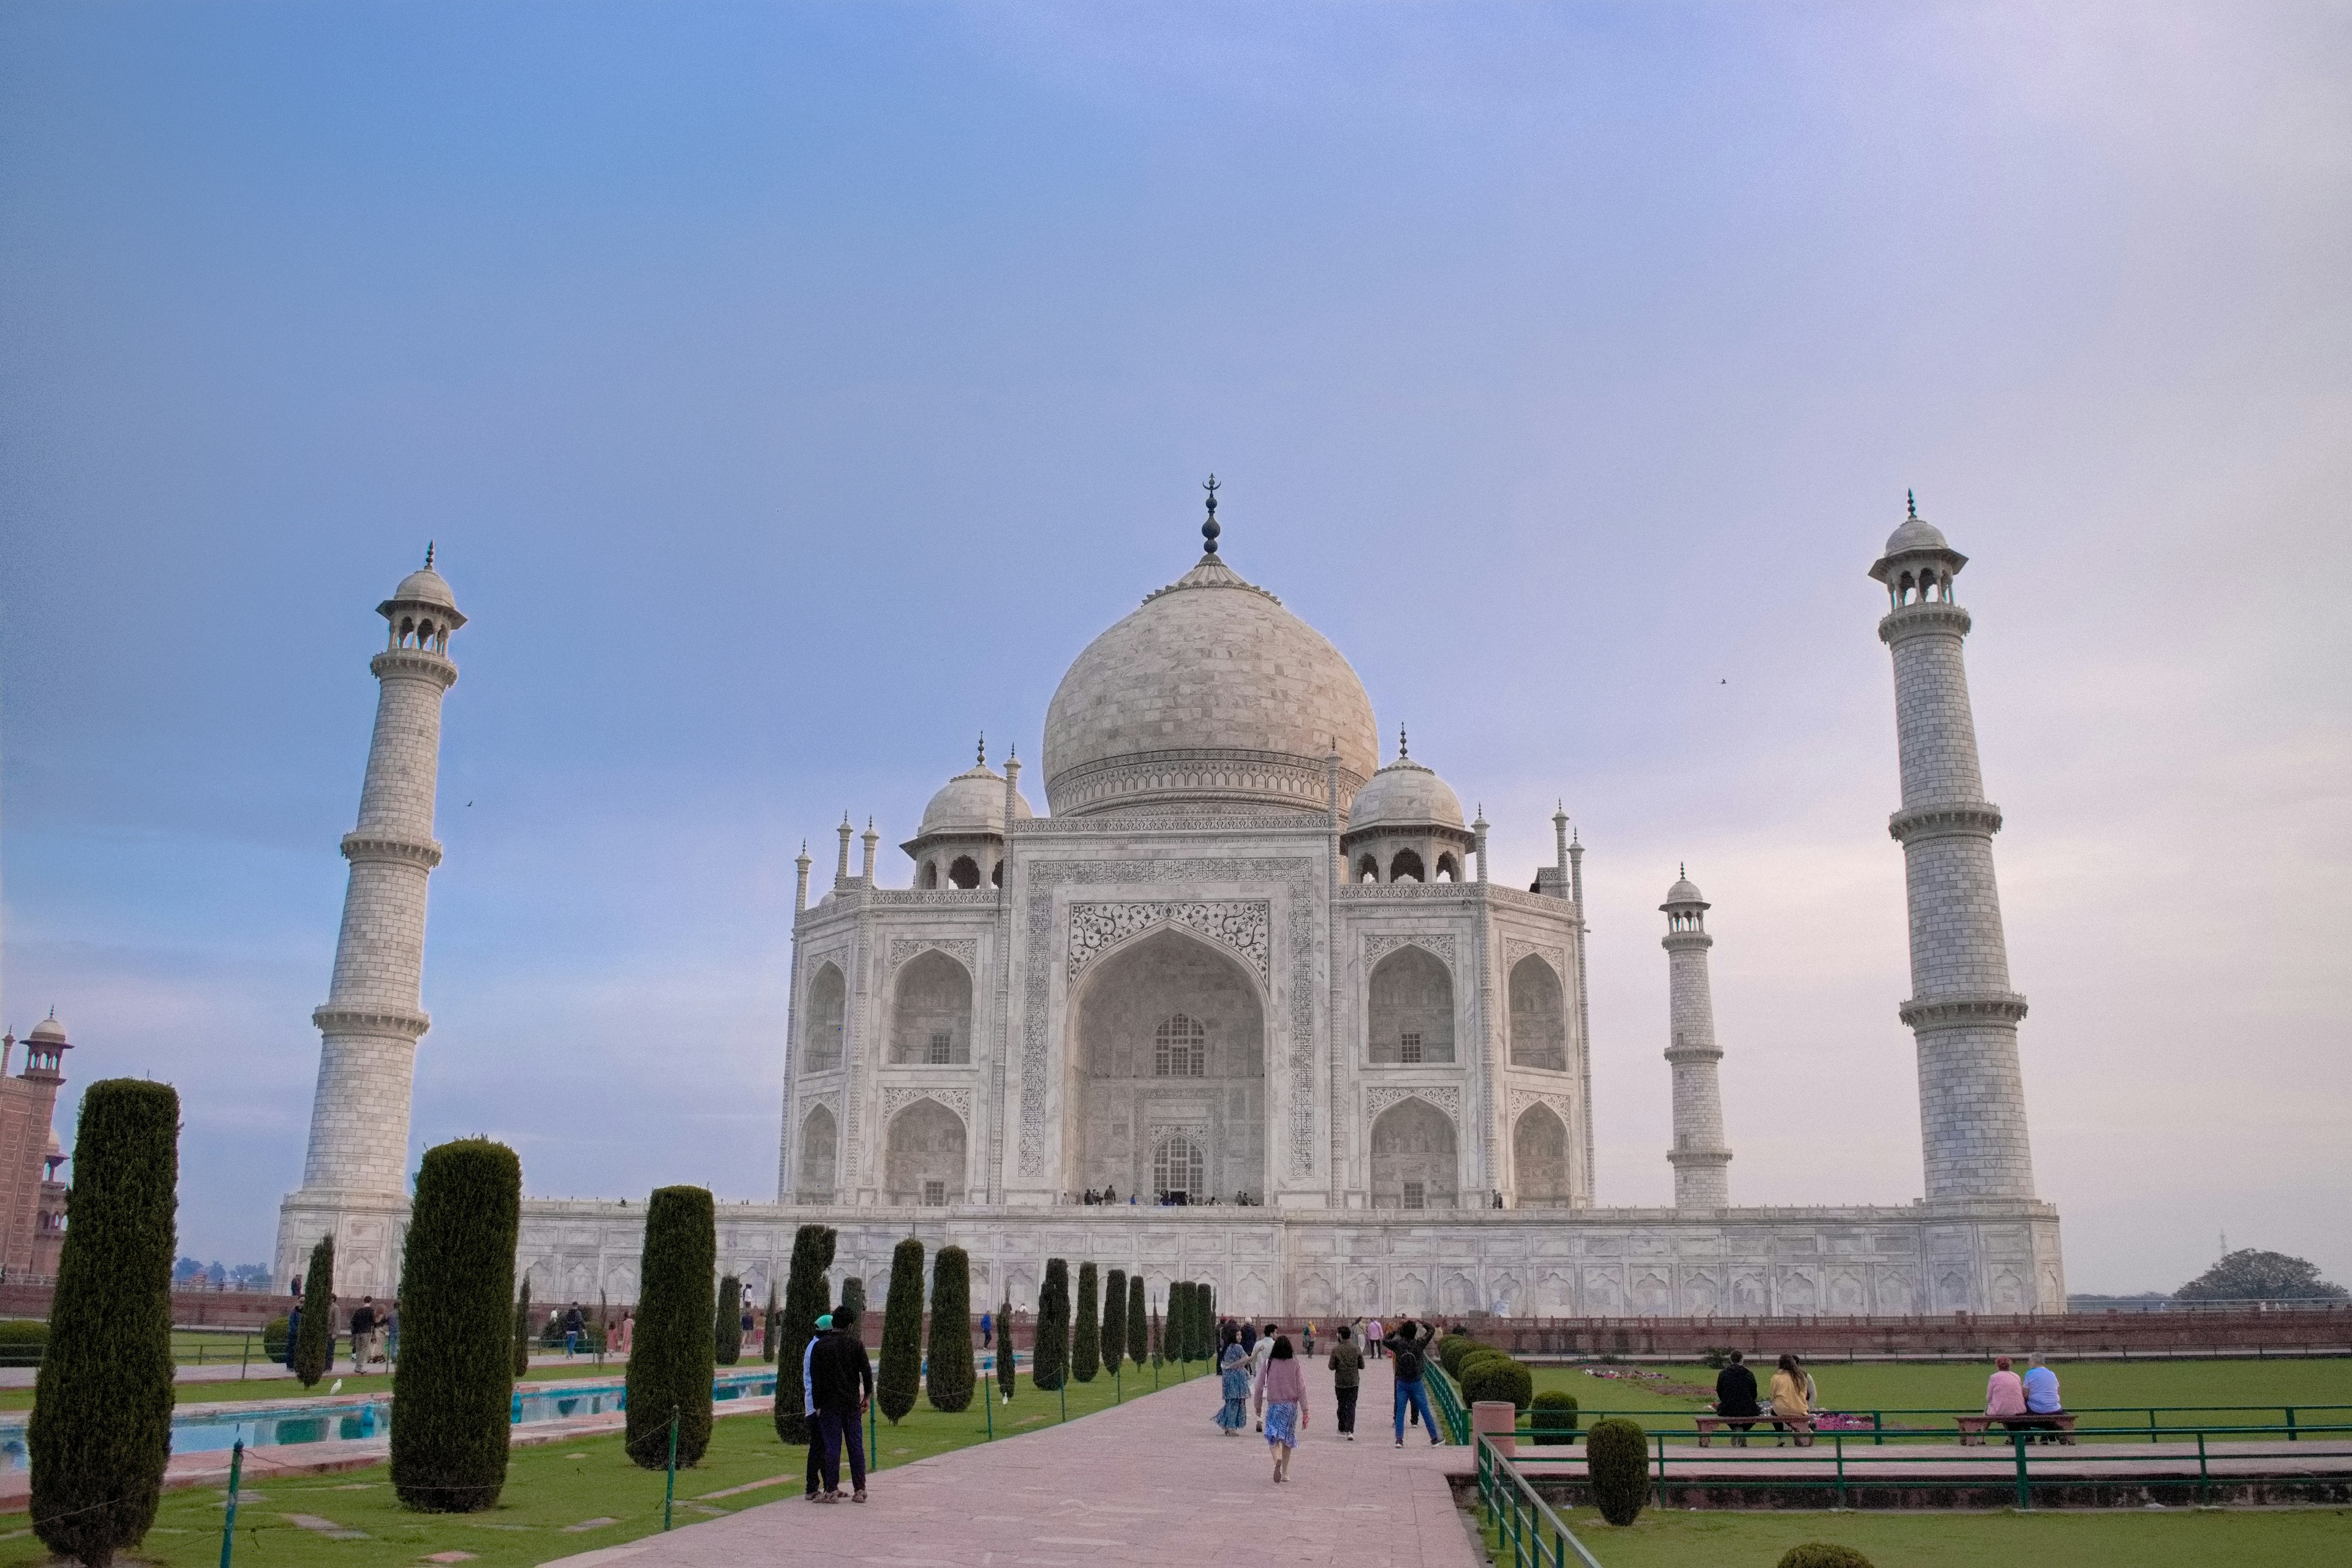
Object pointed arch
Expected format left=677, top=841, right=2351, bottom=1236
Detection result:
left=796, top=1104, right=839, bottom=1202
left=883, top=1097, right=967, bottom=1205
left=890, top=949, right=973, bottom=1063
left=804, top=962, right=846, bottom=1070
left=1368, top=945, right=1453, bottom=1064
left=1370, top=1096, right=1457, bottom=1210
left=1508, top=954, right=1567, bottom=1070
left=1513, top=1101, right=1572, bottom=1207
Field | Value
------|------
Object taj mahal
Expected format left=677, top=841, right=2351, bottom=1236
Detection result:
left=276, top=490, right=2065, bottom=1319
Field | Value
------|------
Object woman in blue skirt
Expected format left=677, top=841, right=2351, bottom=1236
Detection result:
left=1215, top=1333, right=1251, bottom=1434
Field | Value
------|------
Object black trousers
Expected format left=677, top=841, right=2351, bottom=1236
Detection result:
left=805, top=1417, right=821, bottom=1495
left=1336, top=1386, right=1359, bottom=1434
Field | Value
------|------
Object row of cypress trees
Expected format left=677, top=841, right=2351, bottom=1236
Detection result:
left=1030, top=1257, right=1163, bottom=1388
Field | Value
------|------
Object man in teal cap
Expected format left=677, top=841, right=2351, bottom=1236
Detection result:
left=802, top=1313, right=832, bottom=1500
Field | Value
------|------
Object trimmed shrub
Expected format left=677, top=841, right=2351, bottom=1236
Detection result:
left=0, top=1320, right=50, bottom=1366
left=1586, top=1417, right=1650, bottom=1526
left=1166, top=1282, right=1188, bottom=1364
left=1101, top=1268, right=1125, bottom=1377
left=294, top=1235, right=334, bottom=1389
left=995, top=1295, right=1017, bottom=1401
left=772, top=1224, right=835, bottom=1445
left=1033, top=1259, right=1069, bottom=1390
left=925, top=1245, right=974, bottom=1412
left=1072, top=1263, right=1099, bottom=1382
left=1437, top=1335, right=1481, bottom=1378
left=838, top=1275, right=867, bottom=1345
left=390, top=1137, right=521, bottom=1512
left=1777, top=1548, right=1874, bottom=1568
left=511, top=1277, right=532, bottom=1379
left=29, top=1079, right=178, bottom=1568
left=1460, top=1354, right=1534, bottom=1411
left=260, top=1317, right=290, bottom=1361
left=1199, top=1283, right=1215, bottom=1360
left=761, top=1281, right=778, bottom=1365
left=714, top=1274, right=743, bottom=1366
left=1126, top=1274, right=1147, bottom=1369
left=623, top=1186, right=717, bottom=1469
left=1530, top=1389, right=1580, bottom=1444
left=876, top=1238, right=925, bottom=1423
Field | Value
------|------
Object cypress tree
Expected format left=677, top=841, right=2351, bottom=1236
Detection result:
left=1199, top=1283, right=1215, bottom=1361
left=624, top=1186, right=717, bottom=1469
left=390, top=1138, right=521, bottom=1512
left=876, top=1238, right=925, bottom=1423
left=293, top=1235, right=334, bottom=1388
left=1166, top=1283, right=1188, bottom=1365
left=1032, top=1259, right=1069, bottom=1390
left=772, top=1224, right=835, bottom=1444
left=1071, top=1263, right=1099, bottom=1382
left=838, top=1275, right=867, bottom=1346
left=1101, top=1269, right=1126, bottom=1376
left=1149, top=1298, right=1163, bottom=1365
left=925, top=1245, right=974, bottom=1412
left=28, top=1080, right=177, bottom=1568
left=761, top=1281, right=778, bottom=1365
left=511, top=1276, right=532, bottom=1380
left=1126, top=1274, right=1147, bottom=1368
left=715, top=1273, right=743, bottom=1366
left=995, top=1294, right=1017, bottom=1401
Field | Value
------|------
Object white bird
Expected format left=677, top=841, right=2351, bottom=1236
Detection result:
left=330, top=1379, right=343, bottom=1394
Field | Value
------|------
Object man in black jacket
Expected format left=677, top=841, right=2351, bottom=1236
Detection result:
left=1384, top=1318, right=1441, bottom=1447
left=1713, top=1351, right=1761, bottom=1447
left=810, top=1311, right=875, bottom=1502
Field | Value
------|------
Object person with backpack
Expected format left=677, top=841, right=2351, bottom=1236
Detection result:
left=1384, top=1317, right=1440, bottom=1446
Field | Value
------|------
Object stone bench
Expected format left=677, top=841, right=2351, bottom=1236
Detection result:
left=1956, top=1412, right=2076, bottom=1446
left=1695, top=1413, right=1812, bottom=1447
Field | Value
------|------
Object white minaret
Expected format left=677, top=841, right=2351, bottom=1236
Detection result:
left=277, top=549, right=464, bottom=1292
left=1871, top=497, right=2035, bottom=1200
left=1661, top=867, right=1732, bottom=1208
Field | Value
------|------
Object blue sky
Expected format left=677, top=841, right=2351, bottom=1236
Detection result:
left=2, top=2, right=2345, bottom=1291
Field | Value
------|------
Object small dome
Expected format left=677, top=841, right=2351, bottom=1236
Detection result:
left=1346, top=755, right=1465, bottom=833
left=390, top=566, right=458, bottom=608
left=26, top=1015, right=66, bottom=1044
left=918, top=763, right=1034, bottom=838
left=1662, top=873, right=1707, bottom=908
left=1882, top=512, right=1949, bottom=557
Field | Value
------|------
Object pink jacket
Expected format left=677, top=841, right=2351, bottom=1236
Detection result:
left=1985, top=1370, right=2026, bottom=1417
left=1257, top=1357, right=1308, bottom=1409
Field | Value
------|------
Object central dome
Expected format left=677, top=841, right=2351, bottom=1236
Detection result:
left=1043, top=554, right=1379, bottom=816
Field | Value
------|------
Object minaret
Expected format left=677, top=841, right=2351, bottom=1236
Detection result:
left=1871, top=497, right=2035, bottom=1200
left=280, top=549, right=464, bottom=1290
left=1660, top=869, right=1731, bottom=1208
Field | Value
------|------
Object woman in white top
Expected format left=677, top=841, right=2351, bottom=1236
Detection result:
left=1248, top=1324, right=1277, bottom=1430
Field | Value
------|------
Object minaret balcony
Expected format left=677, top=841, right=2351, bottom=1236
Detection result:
left=1898, top=990, right=2029, bottom=1028
left=1887, top=802, right=2004, bottom=843
left=1877, top=602, right=1973, bottom=646
left=370, top=647, right=459, bottom=687
left=341, top=832, right=445, bottom=868
left=312, top=1003, right=432, bottom=1038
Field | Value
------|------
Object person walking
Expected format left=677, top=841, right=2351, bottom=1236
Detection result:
left=1257, top=1335, right=1309, bottom=1482
left=979, top=1309, right=993, bottom=1351
left=1712, top=1351, right=1761, bottom=1447
left=1248, top=1323, right=1277, bottom=1431
left=1366, top=1316, right=1385, bottom=1360
left=285, top=1302, right=302, bottom=1371
left=611, top=1310, right=632, bottom=1356
left=1769, top=1352, right=1813, bottom=1446
left=564, top=1302, right=585, bottom=1357
left=1215, top=1335, right=1251, bottom=1436
left=811, top=1310, right=873, bottom=1503
left=1327, top=1324, right=1363, bottom=1441
left=802, top=1313, right=832, bottom=1499
left=1385, top=1318, right=1441, bottom=1447
left=349, top=1297, right=378, bottom=1372
left=1303, top=1321, right=1316, bottom=1357
left=382, top=1300, right=400, bottom=1366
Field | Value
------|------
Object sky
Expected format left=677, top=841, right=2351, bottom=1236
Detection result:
left=1, top=2, right=2346, bottom=1294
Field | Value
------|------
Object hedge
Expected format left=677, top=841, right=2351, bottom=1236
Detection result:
left=260, top=1317, right=289, bottom=1362
left=1126, top=1274, right=1147, bottom=1369
left=294, top=1235, right=335, bottom=1389
left=995, top=1294, right=1017, bottom=1401
left=1530, top=1389, right=1579, bottom=1444
left=925, top=1245, right=974, bottom=1412
left=1101, top=1269, right=1126, bottom=1377
left=772, top=1224, right=835, bottom=1444
left=876, top=1238, right=925, bottom=1423
left=1071, top=1263, right=1099, bottom=1382
left=29, top=1079, right=179, bottom=1568
left=1436, top=1335, right=1480, bottom=1378
left=1586, top=1417, right=1651, bottom=1526
left=390, top=1137, right=521, bottom=1512
left=1460, top=1353, right=1533, bottom=1411
left=1033, top=1259, right=1069, bottom=1390
left=0, top=1320, right=49, bottom=1367
left=1777, top=1547, right=1874, bottom=1568
left=623, top=1186, right=717, bottom=1469
left=713, top=1273, right=743, bottom=1366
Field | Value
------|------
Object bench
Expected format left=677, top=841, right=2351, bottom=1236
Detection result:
left=1695, top=1413, right=1812, bottom=1447
left=1956, top=1412, right=2077, bottom=1446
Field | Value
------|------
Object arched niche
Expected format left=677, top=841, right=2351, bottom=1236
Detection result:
left=1390, top=848, right=1425, bottom=883
left=890, top=950, right=972, bottom=1063
left=1508, top=955, right=1567, bottom=1071
left=1071, top=925, right=1265, bottom=1202
left=1513, top=1102, right=1572, bottom=1207
left=797, top=1104, right=839, bottom=1201
left=804, top=962, right=846, bottom=1070
left=1368, top=946, right=1453, bottom=1064
left=1370, top=1097, right=1457, bottom=1210
left=884, top=1098, right=966, bottom=1205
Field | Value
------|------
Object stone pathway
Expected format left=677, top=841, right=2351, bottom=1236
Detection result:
left=545, top=1359, right=1479, bottom=1568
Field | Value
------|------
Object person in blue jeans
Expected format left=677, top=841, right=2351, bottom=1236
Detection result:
left=1384, top=1317, right=1441, bottom=1446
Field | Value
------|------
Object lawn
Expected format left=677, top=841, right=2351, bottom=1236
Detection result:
left=1482, top=1504, right=2352, bottom=1567
left=0, top=1356, right=1210, bottom=1568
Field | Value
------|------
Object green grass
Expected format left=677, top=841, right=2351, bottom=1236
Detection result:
left=0, top=1353, right=1208, bottom=1568
left=1480, top=1504, right=2352, bottom=1567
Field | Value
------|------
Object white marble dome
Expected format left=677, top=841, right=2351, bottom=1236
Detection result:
left=1042, top=554, right=1379, bottom=816
left=1663, top=873, right=1707, bottom=908
left=918, top=761, right=1034, bottom=837
left=1346, top=755, right=1464, bottom=832
left=1882, top=512, right=1950, bottom=557
left=391, top=566, right=458, bottom=608
left=26, top=1014, right=66, bottom=1044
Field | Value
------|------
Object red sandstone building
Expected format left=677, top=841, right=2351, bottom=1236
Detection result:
left=0, top=1015, right=69, bottom=1280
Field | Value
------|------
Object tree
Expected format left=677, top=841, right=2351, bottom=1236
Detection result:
left=715, top=1273, right=744, bottom=1366
left=1126, top=1273, right=1147, bottom=1369
left=1166, top=1282, right=1188, bottom=1365
left=293, top=1235, right=335, bottom=1389
left=875, top=1238, right=926, bottom=1423
left=761, top=1280, right=779, bottom=1365
left=996, top=1294, right=1017, bottom=1401
left=772, top=1224, right=835, bottom=1444
left=2176, top=1250, right=2346, bottom=1302
left=28, top=1080, right=178, bottom=1568
left=926, top=1246, right=975, bottom=1412
left=838, top=1275, right=867, bottom=1344
left=1101, top=1268, right=1126, bottom=1377
left=1072, top=1263, right=1100, bottom=1382
left=390, top=1138, right=521, bottom=1511
left=511, top=1276, right=532, bottom=1380
left=1586, top=1417, right=1650, bottom=1525
left=1033, top=1259, right=1069, bottom=1390
left=624, top=1186, right=717, bottom=1469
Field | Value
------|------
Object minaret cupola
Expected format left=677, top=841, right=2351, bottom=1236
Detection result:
left=903, top=736, right=1035, bottom=889
left=1340, top=727, right=1474, bottom=883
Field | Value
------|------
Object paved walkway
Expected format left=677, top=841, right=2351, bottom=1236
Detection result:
left=546, top=1360, right=1479, bottom=1568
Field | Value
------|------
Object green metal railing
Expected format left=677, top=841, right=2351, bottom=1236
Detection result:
left=1427, top=1363, right=1471, bottom=1444
left=1514, top=1401, right=2352, bottom=1446
left=1474, top=1435, right=1605, bottom=1568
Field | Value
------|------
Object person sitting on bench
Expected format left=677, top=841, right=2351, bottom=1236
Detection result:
left=1713, top=1351, right=1762, bottom=1447
left=2020, top=1355, right=2064, bottom=1441
left=1768, top=1353, right=1812, bottom=1445
left=1985, top=1355, right=2030, bottom=1431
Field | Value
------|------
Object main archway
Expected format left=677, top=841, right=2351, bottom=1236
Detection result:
left=1069, top=925, right=1265, bottom=1202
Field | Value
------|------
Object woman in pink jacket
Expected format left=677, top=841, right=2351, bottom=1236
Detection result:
left=1985, top=1355, right=2029, bottom=1431
left=1256, top=1335, right=1310, bottom=1483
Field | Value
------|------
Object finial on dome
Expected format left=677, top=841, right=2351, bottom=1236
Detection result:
left=1906, top=490, right=1917, bottom=519
left=1398, top=723, right=1408, bottom=761
left=978, top=733, right=986, bottom=767
left=1201, top=473, right=1221, bottom=555
left=424, top=541, right=435, bottom=570
left=1680, top=861, right=1686, bottom=877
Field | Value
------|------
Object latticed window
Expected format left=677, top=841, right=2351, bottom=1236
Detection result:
left=1403, top=1180, right=1427, bottom=1211
left=922, top=1179, right=946, bottom=1206
left=814, top=1020, right=843, bottom=1067
left=1154, top=1134, right=1205, bottom=1201
left=1154, top=1014, right=1207, bottom=1077
left=1399, top=1031, right=1423, bottom=1064
left=927, top=1031, right=953, bottom=1065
